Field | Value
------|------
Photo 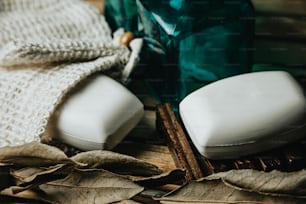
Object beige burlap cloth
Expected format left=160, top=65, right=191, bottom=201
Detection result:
left=0, top=0, right=133, bottom=147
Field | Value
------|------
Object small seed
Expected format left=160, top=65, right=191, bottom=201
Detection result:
left=120, top=32, right=134, bottom=46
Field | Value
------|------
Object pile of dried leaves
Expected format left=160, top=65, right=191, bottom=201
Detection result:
left=0, top=142, right=185, bottom=203
left=1, top=142, right=306, bottom=204
left=157, top=169, right=306, bottom=204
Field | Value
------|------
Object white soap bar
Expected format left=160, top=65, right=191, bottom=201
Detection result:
left=179, top=71, right=306, bottom=159
left=56, top=75, right=144, bottom=150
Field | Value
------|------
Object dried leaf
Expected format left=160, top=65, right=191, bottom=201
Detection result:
left=11, top=167, right=43, bottom=181
left=134, top=169, right=186, bottom=187
left=40, top=169, right=144, bottom=204
left=0, top=163, right=12, bottom=166
left=0, top=142, right=85, bottom=167
left=71, top=150, right=162, bottom=176
left=207, top=169, right=306, bottom=198
left=0, top=188, right=52, bottom=203
left=136, top=189, right=167, bottom=202
left=157, top=178, right=306, bottom=204
left=10, top=164, right=73, bottom=193
left=114, top=200, right=143, bottom=204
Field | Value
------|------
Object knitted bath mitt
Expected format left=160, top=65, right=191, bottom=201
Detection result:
left=0, top=0, right=133, bottom=147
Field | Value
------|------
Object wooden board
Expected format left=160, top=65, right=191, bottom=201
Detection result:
left=114, top=142, right=177, bottom=172
left=251, top=0, right=306, bottom=16
left=115, top=108, right=177, bottom=173
left=156, top=104, right=206, bottom=180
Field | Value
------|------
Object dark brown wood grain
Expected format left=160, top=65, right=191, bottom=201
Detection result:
left=156, top=103, right=206, bottom=181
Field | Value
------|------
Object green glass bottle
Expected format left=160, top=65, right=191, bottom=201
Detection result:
left=105, top=0, right=138, bottom=32
left=104, top=0, right=255, bottom=111
left=136, top=0, right=255, bottom=111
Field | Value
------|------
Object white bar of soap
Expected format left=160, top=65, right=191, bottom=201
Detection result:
left=179, top=71, right=306, bottom=159
left=56, top=75, right=144, bottom=150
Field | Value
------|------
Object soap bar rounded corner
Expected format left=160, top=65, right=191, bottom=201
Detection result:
left=56, top=75, right=144, bottom=151
left=179, top=71, right=306, bottom=159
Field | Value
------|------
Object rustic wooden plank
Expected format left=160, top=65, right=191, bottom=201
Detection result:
left=156, top=103, right=206, bottom=180
left=252, top=0, right=306, bottom=16
left=254, top=38, right=306, bottom=66
left=256, top=16, right=306, bottom=40
left=114, top=142, right=177, bottom=173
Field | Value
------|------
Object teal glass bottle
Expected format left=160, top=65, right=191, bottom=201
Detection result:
left=105, top=0, right=138, bottom=32
left=104, top=0, right=255, bottom=111
left=136, top=0, right=255, bottom=111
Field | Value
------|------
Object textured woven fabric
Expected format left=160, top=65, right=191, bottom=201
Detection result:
left=0, top=0, right=132, bottom=147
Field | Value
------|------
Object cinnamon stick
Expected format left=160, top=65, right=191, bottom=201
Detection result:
left=156, top=103, right=207, bottom=180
